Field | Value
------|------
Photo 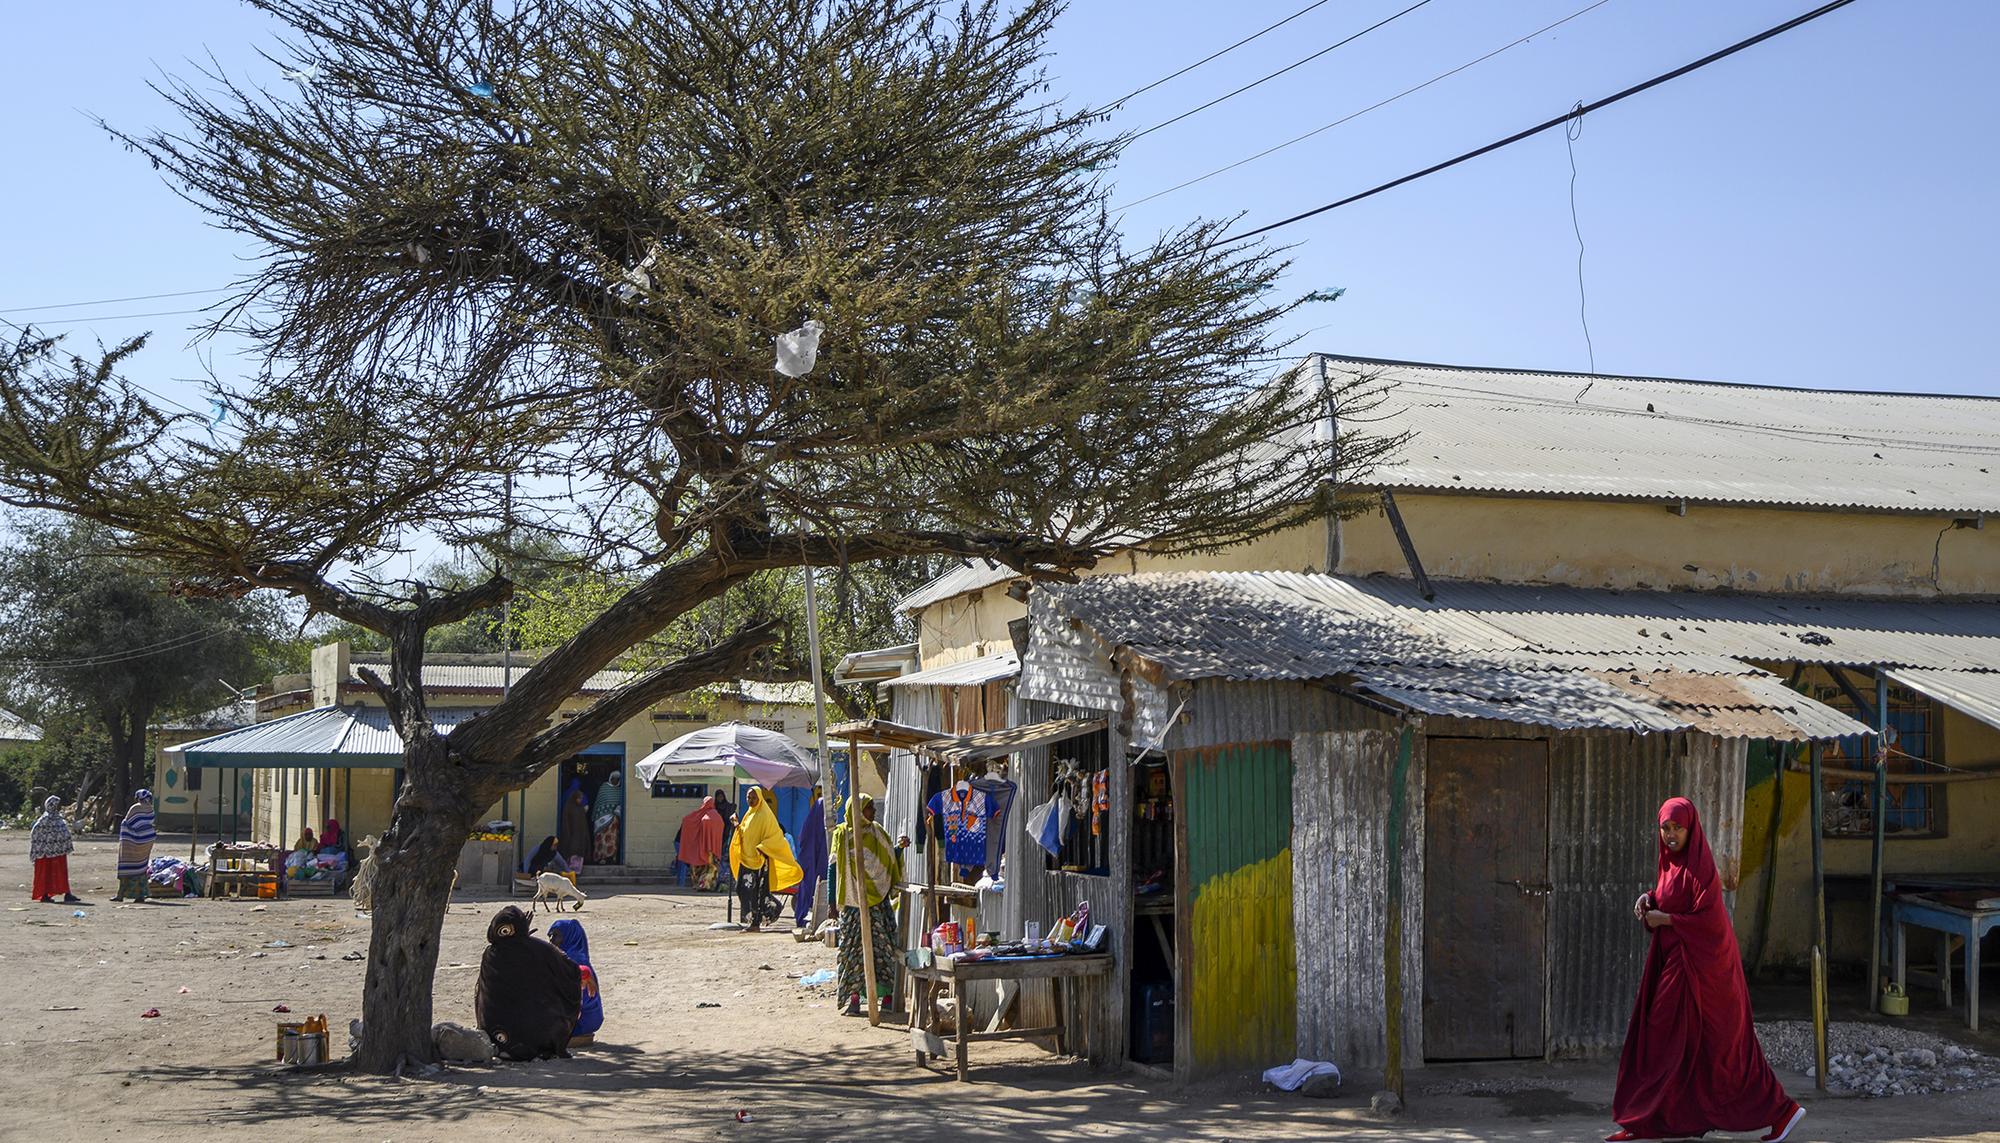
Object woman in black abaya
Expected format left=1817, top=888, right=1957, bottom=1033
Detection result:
left=475, top=905, right=583, bottom=1060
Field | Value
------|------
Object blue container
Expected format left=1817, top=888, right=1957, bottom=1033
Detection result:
left=1129, top=981, right=1174, bottom=1065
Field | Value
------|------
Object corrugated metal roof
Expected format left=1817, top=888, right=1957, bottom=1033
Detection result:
left=350, top=661, right=635, bottom=693
left=1356, top=666, right=1686, bottom=732
left=1590, top=671, right=1874, bottom=741
left=881, top=650, right=1020, bottom=689
left=926, top=717, right=1106, bottom=764
left=1313, top=355, right=2000, bottom=513
left=0, top=707, right=43, bottom=742
left=168, top=705, right=478, bottom=769
left=1041, top=572, right=2000, bottom=677
left=1883, top=667, right=2000, bottom=733
left=895, top=562, right=1020, bottom=614
left=833, top=642, right=920, bottom=684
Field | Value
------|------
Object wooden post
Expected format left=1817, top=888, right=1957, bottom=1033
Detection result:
left=1378, top=490, right=1435, bottom=602
left=1867, top=672, right=1889, bottom=1011
left=1383, top=724, right=1414, bottom=1100
left=850, top=731, right=882, bottom=1026
left=1809, top=741, right=1828, bottom=1090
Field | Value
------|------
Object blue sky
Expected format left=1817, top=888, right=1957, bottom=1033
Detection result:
left=2, top=0, right=1994, bottom=419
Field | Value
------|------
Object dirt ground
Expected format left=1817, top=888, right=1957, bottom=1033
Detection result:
left=4, top=833, right=1999, bottom=1142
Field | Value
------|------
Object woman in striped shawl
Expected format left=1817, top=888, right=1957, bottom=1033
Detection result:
left=112, top=789, right=157, bottom=902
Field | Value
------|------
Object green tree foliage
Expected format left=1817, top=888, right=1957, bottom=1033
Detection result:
left=0, top=516, right=295, bottom=823
left=0, top=0, right=1395, bottom=1070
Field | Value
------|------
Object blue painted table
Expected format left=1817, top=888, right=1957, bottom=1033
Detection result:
left=1890, top=890, right=2000, bottom=1031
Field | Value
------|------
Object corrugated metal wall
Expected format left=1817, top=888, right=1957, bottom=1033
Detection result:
left=1177, top=741, right=1298, bottom=1075
left=1293, top=726, right=1425, bottom=1071
left=1545, top=731, right=1749, bottom=1057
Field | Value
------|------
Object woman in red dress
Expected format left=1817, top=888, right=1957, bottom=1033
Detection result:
left=1609, top=796, right=1806, bottom=1143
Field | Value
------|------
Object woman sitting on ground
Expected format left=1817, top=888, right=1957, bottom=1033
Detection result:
left=475, top=905, right=582, bottom=1061
left=524, top=835, right=565, bottom=876
left=547, top=918, right=603, bottom=1046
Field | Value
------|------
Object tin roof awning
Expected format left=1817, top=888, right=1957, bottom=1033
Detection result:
left=166, top=705, right=475, bottom=769
left=824, top=718, right=950, bottom=751
left=1350, top=666, right=1873, bottom=740
left=1883, top=668, right=2000, bottom=733
left=833, top=642, right=920, bottom=685
left=925, top=717, right=1106, bottom=764
left=881, top=650, right=1020, bottom=689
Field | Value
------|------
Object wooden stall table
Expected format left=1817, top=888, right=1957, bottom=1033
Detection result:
left=906, top=952, right=1111, bottom=1081
left=207, top=843, right=283, bottom=900
left=1890, top=888, right=2000, bottom=1031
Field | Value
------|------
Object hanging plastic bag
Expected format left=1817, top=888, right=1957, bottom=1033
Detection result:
left=773, top=320, right=824, bottom=378
left=1024, top=795, right=1063, bottom=859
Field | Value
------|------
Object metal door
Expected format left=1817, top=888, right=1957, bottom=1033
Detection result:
left=1173, top=741, right=1296, bottom=1076
left=1422, top=736, right=1549, bottom=1059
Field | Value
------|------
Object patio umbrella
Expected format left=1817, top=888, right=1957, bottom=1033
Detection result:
left=633, top=722, right=818, bottom=788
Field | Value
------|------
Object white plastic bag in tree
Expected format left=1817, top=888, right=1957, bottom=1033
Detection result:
left=773, top=320, right=824, bottom=378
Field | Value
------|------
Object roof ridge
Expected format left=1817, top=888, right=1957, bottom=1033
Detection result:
left=1309, top=352, right=2000, bottom=403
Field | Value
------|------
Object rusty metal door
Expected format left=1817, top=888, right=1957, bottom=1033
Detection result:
left=1423, top=736, right=1549, bottom=1059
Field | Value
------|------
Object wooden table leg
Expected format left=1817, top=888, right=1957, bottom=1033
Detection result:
left=1968, top=932, right=1981, bottom=1033
left=1053, top=975, right=1068, bottom=1057
left=954, top=981, right=969, bottom=1081
left=1941, top=933, right=1954, bottom=1008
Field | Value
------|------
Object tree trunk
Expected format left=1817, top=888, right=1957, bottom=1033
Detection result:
left=353, top=734, right=482, bottom=1073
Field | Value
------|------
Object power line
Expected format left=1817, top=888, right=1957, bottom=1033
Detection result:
left=0, top=287, right=229, bottom=315
left=1096, top=0, right=1340, bottom=113
left=1229, top=0, right=1864, bottom=242
left=22, top=307, right=214, bottom=327
left=1128, top=0, right=1438, bottom=144
left=0, top=626, right=237, bottom=672
left=1116, top=0, right=1618, bottom=211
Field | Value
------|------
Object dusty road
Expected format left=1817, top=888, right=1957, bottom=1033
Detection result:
left=2, top=833, right=1997, bottom=1142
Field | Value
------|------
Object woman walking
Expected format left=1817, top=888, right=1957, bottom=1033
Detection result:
left=729, top=787, right=801, bottom=932
left=1608, top=797, right=1804, bottom=1142
left=831, top=793, right=901, bottom=1016
left=29, top=796, right=81, bottom=904
left=112, top=789, right=158, bottom=902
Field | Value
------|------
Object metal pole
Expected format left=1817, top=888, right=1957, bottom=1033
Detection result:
left=1809, top=741, right=1828, bottom=1090
left=1867, top=672, right=1889, bottom=1011
left=802, top=565, right=838, bottom=879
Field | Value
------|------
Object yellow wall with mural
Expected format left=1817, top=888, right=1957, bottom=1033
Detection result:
left=1731, top=697, right=2000, bottom=969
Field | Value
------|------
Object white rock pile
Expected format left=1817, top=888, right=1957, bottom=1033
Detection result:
left=1756, top=1020, right=2000, bottom=1098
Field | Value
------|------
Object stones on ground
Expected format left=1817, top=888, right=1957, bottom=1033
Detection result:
left=1757, top=1021, right=1995, bottom=1099
left=433, top=1021, right=495, bottom=1063
left=1299, top=1074, right=1343, bottom=1099
left=1368, top=1090, right=1404, bottom=1117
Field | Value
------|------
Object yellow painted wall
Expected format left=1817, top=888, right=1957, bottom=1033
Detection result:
left=912, top=495, right=1998, bottom=667
left=1731, top=699, right=2000, bottom=969
left=153, top=732, right=247, bottom=829
left=1337, top=494, right=2000, bottom=597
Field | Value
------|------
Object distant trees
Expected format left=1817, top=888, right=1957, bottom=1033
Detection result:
left=0, top=517, right=294, bottom=821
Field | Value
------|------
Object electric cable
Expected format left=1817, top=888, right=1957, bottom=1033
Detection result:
left=1117, top=0, right=1618, bottom=211
left=1095, top=0, right=1340, bottom=113
left=1228, top=0, right=1864, bottom=242
left=1128, top=0, right=1438, bottom=143
left=0, top=287, right=229, bottom=315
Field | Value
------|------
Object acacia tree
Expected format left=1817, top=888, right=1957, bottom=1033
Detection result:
left=0, top=0, right=1393, bottom=1071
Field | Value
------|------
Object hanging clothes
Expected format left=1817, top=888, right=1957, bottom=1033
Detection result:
left=794, top=794, right=829, bottom=928
left=1611, top=797, right=1801, bottom=1141
left=925, top=780, right=995, bottom=870
left=967, top=777, right=1018, bottom=873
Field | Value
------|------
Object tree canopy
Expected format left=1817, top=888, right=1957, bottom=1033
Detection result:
left=0, top=0, right=1394, bottom=1070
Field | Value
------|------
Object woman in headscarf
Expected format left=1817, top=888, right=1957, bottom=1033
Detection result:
left=475, top=905, right=583, bottom=1061
left=524, top=835, right=564, bottom=876
left=729, top=787, right=802, bottom=932
left=320, top=818, right=343, bottom=852
left=547, top=918, right=603, bottom=1046
left=558, top=778, right=591, bottom=867
left=1608, top=797, right=1804, bottom=1143
left=29, top=795, right=80, bottom=904
left=678, top=796, right=724, bottom=891
left=793, top=785, right=829, bottom=930
left=293, top=826, right=318, bottom=853
left=832, top=794, right=901, bottom=1015
left=112, top=789, right=157, bottom=902
left=590, top=771, right=624, bottom=864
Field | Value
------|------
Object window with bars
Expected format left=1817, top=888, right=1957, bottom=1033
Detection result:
left=1817, top=681, right=1945, bottom=838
